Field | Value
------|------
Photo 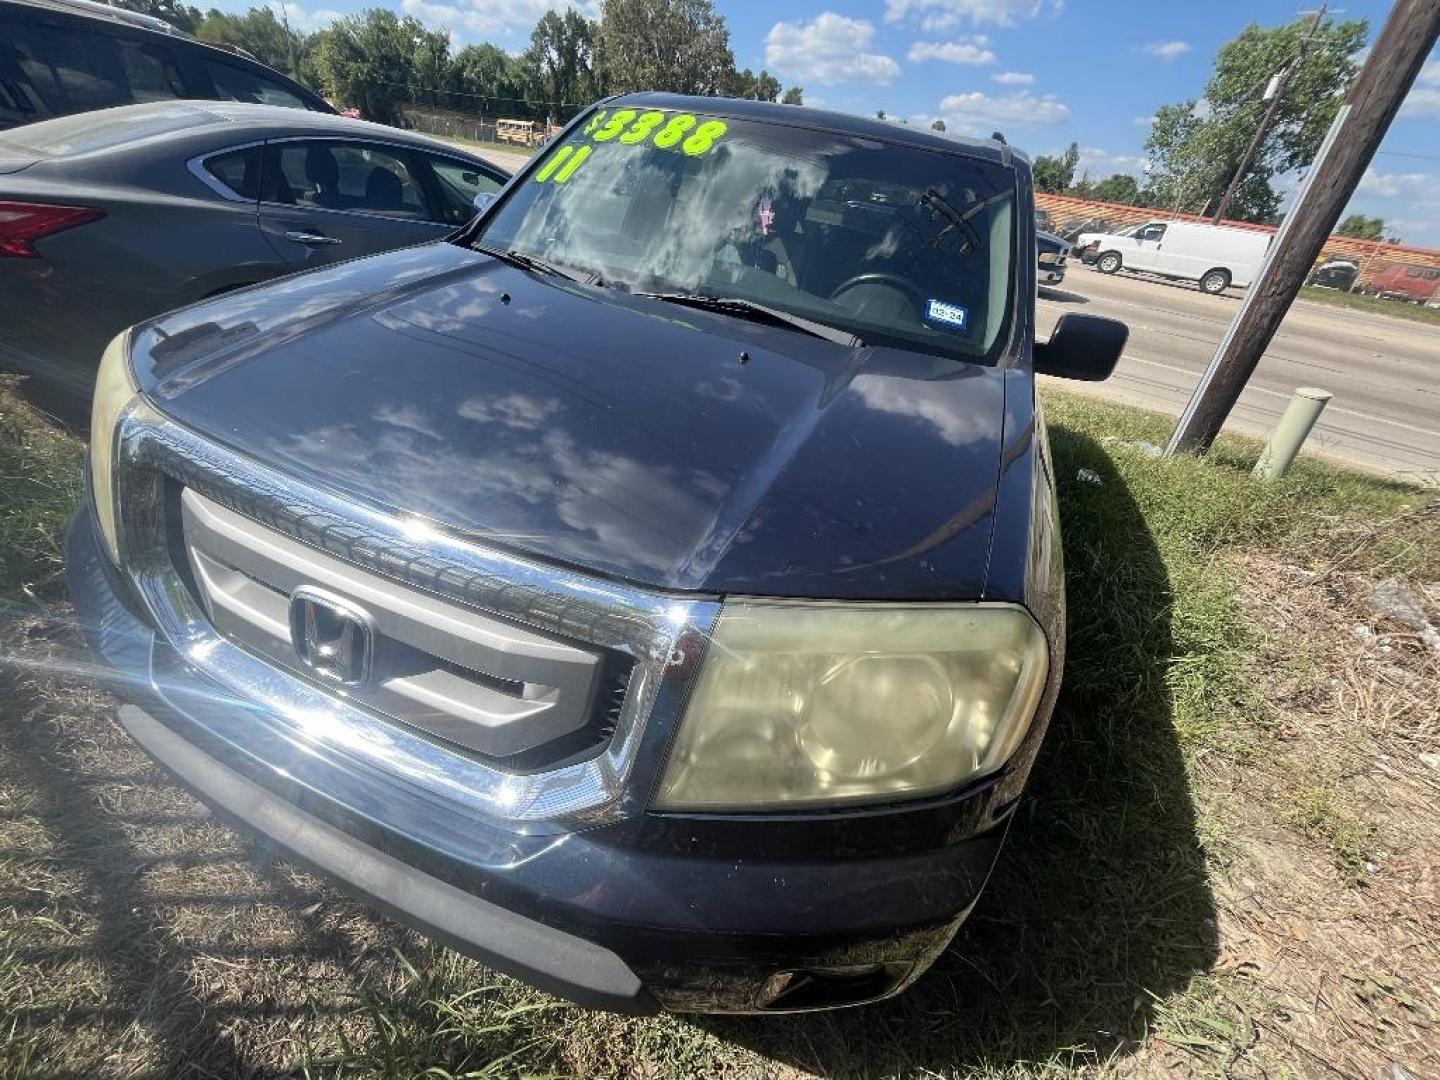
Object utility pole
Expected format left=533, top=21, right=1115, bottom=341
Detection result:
left=1167, top=0, right=1440, bottom=457
left=1212, top=5, right=1327, bottom=224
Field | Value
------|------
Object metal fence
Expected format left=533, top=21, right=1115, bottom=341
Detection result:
left=402, top=108, right=503, bottom=145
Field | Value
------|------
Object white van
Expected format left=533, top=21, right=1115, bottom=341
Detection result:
left=1075, top=220, right=1272, bottom=294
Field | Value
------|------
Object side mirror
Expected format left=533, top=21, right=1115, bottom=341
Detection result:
left=1034, top=313, right=1127, bottom=381
left=472, top=191, right=497, bottom=215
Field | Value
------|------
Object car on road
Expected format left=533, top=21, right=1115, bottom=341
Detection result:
left=0, top=101, right=508, bottom=402
left=1059, top=215, right=1115, bottom=260
left=1036, top=228, right=1069, bottom=287
left=69, top=93, right=1126, bottom=1014
left=1078, top=219, right=1271, bottom=294
left=1307, top=256, right=1359, bottom=291
left=0, top=0, right=333, bottom=129
left=1363, top=262, right=1440, bottom=304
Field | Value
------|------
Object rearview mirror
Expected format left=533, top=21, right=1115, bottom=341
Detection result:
left=1034, top=313, right=1127, bottom=381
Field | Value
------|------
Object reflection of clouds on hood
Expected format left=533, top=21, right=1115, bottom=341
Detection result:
left=373, top=403, right=438, bottom=439
left=269, top=409, right=726, bottom=577
left=851, top=373, right=994, bottom=446
left=458, top=393, right=560, bottom=431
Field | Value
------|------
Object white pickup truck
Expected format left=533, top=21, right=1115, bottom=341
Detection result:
left=1076, top=219, right=1272, bottom=294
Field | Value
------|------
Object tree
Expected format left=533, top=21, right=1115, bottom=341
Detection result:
left=1336, top=213, right=1386, bottom=241
left=1089, top=173, right=1144, bottom=205
left=1031, top=141, right=1079, bottom=194
left=726, top=68, right=780, bottom=101
left=314, top=9, right=417, bottom=124
left=408, top=25, right=455, bottom=107
left=876, top=109, right=886, bottom=120
left=194, top=7, right=304, bottom=74
left=454, top=43, right=528, bottom=113
left=523, top=9, right=597, bottom=118
left=1143, top=14, right=1368, bottom=222
left=597, top=0, right=734, bottom=96
left=781, top=85, right=803, bottom=105
left=930, top=118, right=946, bottom=132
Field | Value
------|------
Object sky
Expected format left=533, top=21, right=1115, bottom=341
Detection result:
left=240, top=0, right=1440, bottom=246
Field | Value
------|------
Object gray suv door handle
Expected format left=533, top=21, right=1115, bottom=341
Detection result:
left=284, top=230, right=343, bottom=246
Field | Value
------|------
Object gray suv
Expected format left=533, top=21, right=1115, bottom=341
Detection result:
left=0, top=0, right=333, bottom=130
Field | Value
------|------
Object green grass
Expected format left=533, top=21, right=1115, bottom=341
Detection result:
left=429, top=132, right=538, bottom=161
left=0, top=382, right=84, bottom=602
left=1298, top=284, right=1440, bottom=325
left=0, top=379, right=1434, bottom=1077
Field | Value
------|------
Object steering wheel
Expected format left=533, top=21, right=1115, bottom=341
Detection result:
left=827, top=272, right=927, bottom=311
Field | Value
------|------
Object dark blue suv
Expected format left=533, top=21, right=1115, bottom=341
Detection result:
left=68, top=94, right=1126, bottom=1013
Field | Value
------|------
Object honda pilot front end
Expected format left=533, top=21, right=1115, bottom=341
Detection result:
left=69, top=93, right=1124, bottom=1013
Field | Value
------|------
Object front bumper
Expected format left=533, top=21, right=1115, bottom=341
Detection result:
left=67, top=506, right=1016, bottom=1013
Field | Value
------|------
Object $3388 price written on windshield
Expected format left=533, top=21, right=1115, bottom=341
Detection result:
left=532, top=109, right=729, bottom=185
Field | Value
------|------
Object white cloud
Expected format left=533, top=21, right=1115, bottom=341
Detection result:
left=264, top=0, right=341, bottom=32
left=886, top=0, right=1060, bottom=27
left=1357, top=167, right=1439, bottom=200
left=1351, top=167, right=1440, bottom=242
left=1073, top=146, right=1147, bottom=178
left=765, top=13, right=901, bottom=86
left=919, top=11, right=960, bottom=31
left=395, top=0, right=596, bottom=40
left=1399, top=60, right=1440, bottom=118
left=1131, top=113, right=1155, bottom=127
left=907, top=36, right=997, bottom=65
left=991, top=70, right=1034, bottom=85
left=1141, top=40, right=1192, bottom=61
left=938, top=89, right=1070, bottom=133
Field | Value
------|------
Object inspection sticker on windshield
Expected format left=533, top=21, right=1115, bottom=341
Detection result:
left=925, top=299, right=968, bottom=330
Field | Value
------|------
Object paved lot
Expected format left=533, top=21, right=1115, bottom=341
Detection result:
left=1038, top=268, right=1440, bottom=481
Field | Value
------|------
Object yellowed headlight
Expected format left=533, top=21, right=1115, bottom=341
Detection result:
left=90, top=331, right=137, bottom=564
left=655, top=601, right=1049, bottom=811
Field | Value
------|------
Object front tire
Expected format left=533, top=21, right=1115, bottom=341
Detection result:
left=1199, top=268, right=1232, bottom=295
left=1095, top=251, right=1122, bottom=274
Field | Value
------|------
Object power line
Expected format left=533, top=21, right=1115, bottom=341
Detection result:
left=1373, top=149, right=1440, bottom=163
left=375, top=78, right=586, bottom=109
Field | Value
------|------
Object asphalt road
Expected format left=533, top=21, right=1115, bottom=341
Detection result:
left=1037, top=268, right=1440, bottom=482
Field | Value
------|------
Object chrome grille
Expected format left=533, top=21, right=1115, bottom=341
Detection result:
left=178, top=488, right=624, bottom=762
left=113, top=401, right=720, bottom=825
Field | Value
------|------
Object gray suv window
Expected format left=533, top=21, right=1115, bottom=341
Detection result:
left=204, top=59, right=309, bottom=110
left=117, top=40, right=185, bottom=103
left=4, top=26, right=124, bottom=118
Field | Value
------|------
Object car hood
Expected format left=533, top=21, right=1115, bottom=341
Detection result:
left=1036, top=230, right=1068, bottom=254
left=131, top=243, right=1011, bottom=600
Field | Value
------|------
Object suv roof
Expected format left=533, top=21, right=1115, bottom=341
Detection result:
left=3, top=0, right=190, bottom=36
left=608, top=92, right=1018, bottom=166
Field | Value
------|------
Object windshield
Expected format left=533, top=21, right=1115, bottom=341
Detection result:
left=473, top=107, right=1017, bottom=363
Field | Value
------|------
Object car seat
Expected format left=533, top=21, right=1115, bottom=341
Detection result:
left=304, top=146, right=341, bottom=208
left=364, top=166, right=403, bottom=212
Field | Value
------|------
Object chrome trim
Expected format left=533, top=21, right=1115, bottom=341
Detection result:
left=288, top=585, right=377, bottom=688
left=113, top=401, right=720, bottom=825
left=186, top=150, right=253, bottom=203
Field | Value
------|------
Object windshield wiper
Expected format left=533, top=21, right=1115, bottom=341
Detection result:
left=473, top=243, right=597, bottom=285
left=636, top=292, right=863, bottom=347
